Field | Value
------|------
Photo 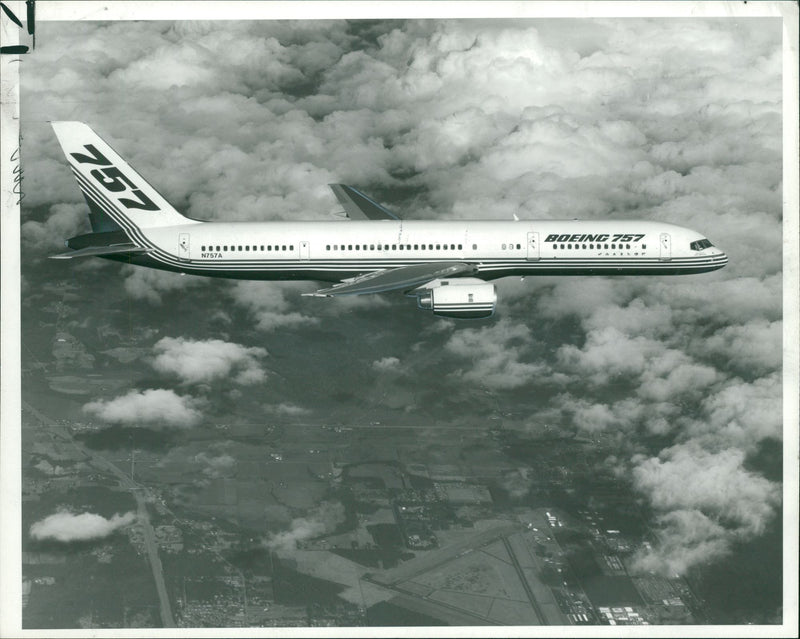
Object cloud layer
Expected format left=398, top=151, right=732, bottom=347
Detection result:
left=20, top=17, right=784, bottom=580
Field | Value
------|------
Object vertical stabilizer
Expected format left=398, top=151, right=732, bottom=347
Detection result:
left=51, top=121, right=193, bottom=231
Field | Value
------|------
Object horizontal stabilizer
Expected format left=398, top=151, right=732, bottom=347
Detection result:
left=50, top=244, right=152, bottom=259
left=329, top=184, right=400, bottom=221
left=304, top=262, right=477, bottom=296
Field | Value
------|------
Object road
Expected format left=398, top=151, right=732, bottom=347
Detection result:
left=22, top=400, right=176, bottom=628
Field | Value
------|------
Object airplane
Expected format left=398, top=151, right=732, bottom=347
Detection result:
left=49, top=121, right=728, bottom=319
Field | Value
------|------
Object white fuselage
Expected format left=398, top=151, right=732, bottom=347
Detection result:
left=129, top=218, right=728, bottom=281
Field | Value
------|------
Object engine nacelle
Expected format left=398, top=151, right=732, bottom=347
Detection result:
left=414, top=278, right=497, bottom=319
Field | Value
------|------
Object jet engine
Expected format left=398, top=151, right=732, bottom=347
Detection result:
left=411, top=278, right=497, bottom=319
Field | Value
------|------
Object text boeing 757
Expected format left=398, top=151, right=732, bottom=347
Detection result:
left=50, top=122, right=728, bottom=319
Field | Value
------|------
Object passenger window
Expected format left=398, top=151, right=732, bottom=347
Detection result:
left=472, top=244, right=477, bottom=250
left=502, top=243, right=507, bottom=250
left=626, top=244, right=630, bottom=249
left=245, top=246, right=250, bottom=251
left=224, top=246, right=228, bottom=251
left=604, top=244, right=608, bottom=249
left=589, top=244, right=594, bottom=249
left=414, top=244, right=419, bottom=250
left=582, top=244, right=586, bottom=249
left=611, top=244, right=615, bottom=249
left=642, top=244, right=646, bottom=249
left=567, top=244, right=572, bottom=249
left=260, top=245, right=264, bottom=251
left=370, top=244, right=375, bottom=250
left=216, top=246, right=220, bottom=252
left=458, top=244, right=462, bottom=250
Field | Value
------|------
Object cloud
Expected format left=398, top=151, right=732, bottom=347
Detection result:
left=556, top=326, right=662, bottom=386
left=630, top=443, right=781, bottom=576
left=194, top=452, right=236, bottom=479
left=227, top=281, right=319, bottom=331
left=500, top=469, right=533, bottom=499
left=630, top=509, right=733, bottom=577
left=21, top=203, right=87, bottom=253
left=152, top=336, right=267, bottom=385
left=265, top=500, right=345, bottom=554
left=265, top=403, right=311, bottom=416
left=445, top=318, right=547, bottom=389
left=83, top=388, right=204, bottom=428
left=30, top=510, right=137, bottom=543
left=695, top=321, right=782, bottom=376
left=123, top=266, right=207, bottom=305
left=693, top=373, right=783, bottom=451
left=372, top=356, right=400, bottom=372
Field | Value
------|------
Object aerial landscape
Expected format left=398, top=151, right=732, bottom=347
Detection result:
left=11, top=11, right=790, bottom=632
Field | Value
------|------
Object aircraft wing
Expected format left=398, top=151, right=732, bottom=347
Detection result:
left=50, top=244, right=152, bottom=259
left=304, top=262, right=478, bottom=296
left=329, top=184, right=400, bottom=220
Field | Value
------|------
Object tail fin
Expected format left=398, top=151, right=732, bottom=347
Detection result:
left=51, top=122, right=193, bottom=231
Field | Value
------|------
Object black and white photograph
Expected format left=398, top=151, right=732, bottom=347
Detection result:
left=1, top=1, right=798, bottom=635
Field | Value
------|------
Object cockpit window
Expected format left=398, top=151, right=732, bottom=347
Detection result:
left=690, top=238, right=714, bottom=251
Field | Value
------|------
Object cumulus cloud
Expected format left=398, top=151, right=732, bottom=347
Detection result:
left=266, top=500, right=345, bottom=554
left=372, top=356, right=400, bottom=372
left=123, top=266, right=207, bottom=305
left=695, top=321, right=783, bottom=375
left=227, top=281, right=319, bottom=331
left=194, top=452, right=236, bottom=479
left=630, top=443, right=781, bottom=576
left=500, top=469, right=533, bottom=499
left=30, top=510, right=137, bottom=543
left=83, top=388, right=204, bottom=428
left=265, top=402, right=311, bottom=416
left=152, top=336, right=268, bottom=385
left=21, top=203, right=86, bottom=253
left=445, top=318, right=547, bottom=389
left=630, top=509, right=733, bottom=577
left=694, top=373, right=783, bottom=451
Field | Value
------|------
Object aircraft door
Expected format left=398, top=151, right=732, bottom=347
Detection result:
left=526, top=232, right=540, bottom=260
left=300, top=241, right=310, bottom=260
left=659, top=233, right=671, bottom=260
left=178, top=233, right=190, bottom=261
